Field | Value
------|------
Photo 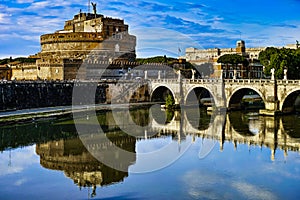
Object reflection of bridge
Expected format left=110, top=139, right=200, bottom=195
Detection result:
left=149, top=78, right=300, bottom=115
left=148, top=110, right=300, bottom=161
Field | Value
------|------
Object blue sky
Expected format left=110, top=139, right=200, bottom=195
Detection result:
left=1, top=0, right=300, bottom=58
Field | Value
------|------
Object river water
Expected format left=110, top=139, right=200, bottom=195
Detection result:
left=0, top=106, right=300, bottom=200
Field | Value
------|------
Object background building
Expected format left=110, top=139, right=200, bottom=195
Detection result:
left=184, top=40, right=267, bottom=79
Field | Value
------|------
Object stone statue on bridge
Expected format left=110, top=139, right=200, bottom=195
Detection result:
left=271, top=68, right=275, bottom=81
left=191, top=69, right=196, bottom=81
left=284, top=68, right=288, bottom=80
left=177, top=70, right=181, bottom=82
left=220, top=69, right=223, bottom=79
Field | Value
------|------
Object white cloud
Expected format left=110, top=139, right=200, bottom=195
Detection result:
left=27, top=1, right=51, bottom=10
left=14, top=178, right=28, bottom=186
left=181, top=170, right=279, bottom=200
left=0, top=33, right=39, bottom=41
left=232, top=181, right=278, bottom=200
left=0, top=13, right=4, bottom=22
left=0, top=13, right=12, bottom=24
left=0, top=145, right=39, bottom=177
left=16, top=0, right=35, bottom=3
left=132, top=27, right=203, bottom=57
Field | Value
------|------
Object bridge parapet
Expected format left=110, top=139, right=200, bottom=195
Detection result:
left=277, top=80, right=300, bottom=85
left=183, top=78, right=223, bottom=84
left=224, top=79, right=272, bottom=84
left=148, top=78, right=178, bottom=84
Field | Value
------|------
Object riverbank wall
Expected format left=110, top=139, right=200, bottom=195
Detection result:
left=0, top=81, right=108, bottom=112
left=0, top=80, right=150, bottom=112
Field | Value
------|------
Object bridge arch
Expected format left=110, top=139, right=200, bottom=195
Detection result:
left=280, top=116, right=300, bottom=138
left=228, top=112, right=263, bottom=137
left=150, top=85, right=176, bottom=103
left=183, top=107, right=212, bottom=131
left=227, top=87, right=266, bottom=110
left=280, top=89, right=300, bottom=113
left=150, top=104, right=175, bottom=125
left=185, top=86, right=217, bottom=107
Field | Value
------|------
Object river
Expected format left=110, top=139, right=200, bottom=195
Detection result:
left=0, top=106, right=300, bottom=199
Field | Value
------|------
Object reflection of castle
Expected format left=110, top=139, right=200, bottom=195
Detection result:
left=10, top=4, right=136, bottom=81
left=36, top=135, right=136, bottom=196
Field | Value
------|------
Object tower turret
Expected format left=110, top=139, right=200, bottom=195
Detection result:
left=236, top=40, right=246, bottom=54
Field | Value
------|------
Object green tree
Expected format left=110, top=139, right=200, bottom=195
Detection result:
left=217, top=54, right=249, bottom=67
left=0, top=57, right=37, bottom=65
left=217, top=54, right=247, bottom=65
left=136, top=56, right=177, bottom=64
left=165, top=109, right=175, bottom=123
left=259, top=47, right=300, bottom=79
left=165, top=94, right=175, bottom=110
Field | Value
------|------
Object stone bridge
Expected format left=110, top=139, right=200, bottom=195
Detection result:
left=148, top=78, right=300, bottom=115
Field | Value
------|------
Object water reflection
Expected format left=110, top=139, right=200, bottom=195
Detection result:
left=36, top=137, right=133, bottom=197
left=227, top=112, right=262, bottom=136
left=1, top=107, right=300, bottom=195
left=150, top=108, right=300, bottom=161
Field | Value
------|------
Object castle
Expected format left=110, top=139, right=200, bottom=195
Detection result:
left=9, top=4, right=136, bottom=81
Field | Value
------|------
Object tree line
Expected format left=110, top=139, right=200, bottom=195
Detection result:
left=258, top=47, right=300, bottom=79
left=216, top=47, right=300, bottom=79
left=0, top=57, right=37, bottom=65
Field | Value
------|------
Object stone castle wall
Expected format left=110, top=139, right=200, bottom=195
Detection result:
left=11, top=63, right=38, bottom=80
left=40, top=32, right=104, bottom=54
left=40, top=32, right=104, bottom=44
left=39, top=32, right=136, bottom=61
